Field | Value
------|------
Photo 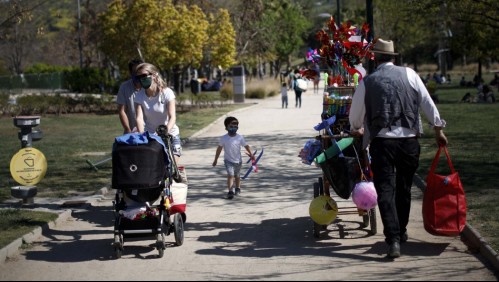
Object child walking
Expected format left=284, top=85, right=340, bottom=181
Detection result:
left=281, top=82, right=288, bottom=108
left=212, top=116, right=254, bottom=199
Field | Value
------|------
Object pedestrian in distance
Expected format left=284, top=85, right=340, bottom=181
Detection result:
left=349, top=38, right=448, bottom=259
left=212, top=116, right=254, bottom=199
left=117, top=58, right=144, bottom=134
left=293, top=69, right=304, bottom=108
left=134, top=62, right=182, bottom=165
left=281, top=82, right=288, bottom=108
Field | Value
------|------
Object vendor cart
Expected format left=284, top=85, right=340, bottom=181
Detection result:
left=311, top=86, right=377, bottom=238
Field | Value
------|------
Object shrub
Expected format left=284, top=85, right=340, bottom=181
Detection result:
left=24, top=63, right=69, bottom=74
left=220, top=84, right=233, bottom=101
left=267, top=90, right=278, bottom=97
left=0, top=93, right=12, bottom=115
left=246, top=87, right=266, bottom=99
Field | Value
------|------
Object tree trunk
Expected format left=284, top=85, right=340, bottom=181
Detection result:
left=478, top=59, right=482, bottom=80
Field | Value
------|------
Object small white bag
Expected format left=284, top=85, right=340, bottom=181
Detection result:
left=296, top=79, right=307, bottom=91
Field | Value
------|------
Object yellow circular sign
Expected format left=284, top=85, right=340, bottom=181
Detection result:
left=10, top=147, right=47, bottom=186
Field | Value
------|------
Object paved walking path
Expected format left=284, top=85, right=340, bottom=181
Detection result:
left=0, top=82, right=497, bottom=280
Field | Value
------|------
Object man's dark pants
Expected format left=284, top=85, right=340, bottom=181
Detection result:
left=370, top=137, right=420, bottom=244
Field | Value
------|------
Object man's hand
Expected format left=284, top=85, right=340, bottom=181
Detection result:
left=434, top=128, right=448, bottom=146
left=350, top=128, right=364, bottom=137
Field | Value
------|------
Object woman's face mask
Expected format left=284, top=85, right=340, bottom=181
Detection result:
left=140, top=76, right=152, bottom=89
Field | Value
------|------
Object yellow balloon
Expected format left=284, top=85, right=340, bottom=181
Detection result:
left=10, top=147, right=47, bottom=186
left=309, top=195, right=338, bottom=225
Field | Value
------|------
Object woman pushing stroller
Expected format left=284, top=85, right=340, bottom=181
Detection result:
left=134, top=62, right=182, bottom=165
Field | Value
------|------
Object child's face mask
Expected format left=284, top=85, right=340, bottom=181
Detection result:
left=227, top=126, right=238, bottom=135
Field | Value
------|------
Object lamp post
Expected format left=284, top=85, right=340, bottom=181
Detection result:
left=366, top=0, right=374, bottom=74
left=77, top=0, right=83, bottom=68
left=336, top=0, right=340, bottom=26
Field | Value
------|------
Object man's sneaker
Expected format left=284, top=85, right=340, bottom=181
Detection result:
left=235, top=188, right=241, bottom=195
left=227, top=191, right=234, bottom=199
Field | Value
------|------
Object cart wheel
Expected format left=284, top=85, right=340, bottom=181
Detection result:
left=369, top=208, right=377, bottom=235
left=174, top=213, right=184, bottom=246
left=313, top=182, right=320, bottom=198
left=313, top=222, right=322, bottom=238
left=312, top=182, right=327, bottom=238
left=361, top=211, right=369, bottom=228
left=318, top=177, right=324, bottom=195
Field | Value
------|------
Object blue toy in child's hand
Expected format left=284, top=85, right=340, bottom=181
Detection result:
left=242, top=148, right=264, bottom=180
left=314, top=115, right=336, bottom=131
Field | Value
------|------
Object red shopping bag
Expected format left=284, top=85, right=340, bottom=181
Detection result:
left=423, top=146, right=467, bottom=236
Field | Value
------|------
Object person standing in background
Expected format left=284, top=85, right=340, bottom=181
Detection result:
left=281, top=82, right=288, bottom=108
left=117, top=58, right=144, bottom=134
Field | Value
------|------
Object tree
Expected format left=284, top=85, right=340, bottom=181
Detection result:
left=405, top=0, right=499, bottom=77
left=260, top=1, right=310, bottom=77
left=372, top=0, right=432, bottom=70
left=0, top=0, right=49, bottom=74
left=163, top=4, right=208, bottom=92
left=98, top=0, right=177, bottom=77
left=207, top=9, right=236, bottom=70
left=98, top=0, right=237, bottom=92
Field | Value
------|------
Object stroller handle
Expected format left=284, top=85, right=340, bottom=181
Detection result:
left=315, top=132, right=352, bottom=140
left=156, top=125, right=173, bottom=138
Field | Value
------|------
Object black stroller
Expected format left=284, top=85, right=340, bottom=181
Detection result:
left=111, top=130, right=185, bottom=259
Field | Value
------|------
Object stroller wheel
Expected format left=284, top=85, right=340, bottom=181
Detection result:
left=156, top=233, right=165, bottom=258
left=114, top=245, right=122, bottom=259
left=173, top=213, right=184, bottom=246
left=113, top=234, right=123, bottom=259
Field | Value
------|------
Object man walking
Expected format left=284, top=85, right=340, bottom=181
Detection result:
left=349, top=39, right=448, bottom=258
left=117, top=58, right=144, bottom=133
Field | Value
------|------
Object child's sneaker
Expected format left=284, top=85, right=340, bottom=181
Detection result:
left=235, top=188, right=241, bottom=195
left=227, top=191, right=234, bottom=199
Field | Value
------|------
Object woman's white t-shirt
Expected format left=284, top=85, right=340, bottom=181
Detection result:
left=134, top=87, right=180, bottom=135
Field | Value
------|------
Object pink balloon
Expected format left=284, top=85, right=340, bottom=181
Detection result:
left=352, top=181, right=378, bottom=210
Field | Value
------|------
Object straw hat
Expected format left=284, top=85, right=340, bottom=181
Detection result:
left=372, top=38, right=399, bottom=55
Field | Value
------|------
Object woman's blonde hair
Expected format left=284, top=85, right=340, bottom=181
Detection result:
left=136, top=63, right=167, bottom=90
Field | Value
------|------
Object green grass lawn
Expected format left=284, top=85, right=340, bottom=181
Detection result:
left=0, top=104, right=249, bottom=201
left=417, top=85, right=499, bottom=252
left=0, top=209, right=58, bottom=249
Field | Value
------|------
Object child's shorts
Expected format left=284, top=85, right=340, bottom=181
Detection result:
left=224, top=160, right=242, bottom=177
